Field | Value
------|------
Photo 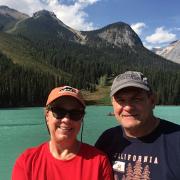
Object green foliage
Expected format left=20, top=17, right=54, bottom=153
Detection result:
left=99, top=74, right=108, bottom=87
left=0, top=55, right=68, bottom=107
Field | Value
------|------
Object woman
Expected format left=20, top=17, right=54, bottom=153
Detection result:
left=12, top=85, right=113, bottom=180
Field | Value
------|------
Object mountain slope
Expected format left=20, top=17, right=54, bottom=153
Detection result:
left=7, top=10, right=84, bottom=42
left=0, top=5, right=28, bottom=31
left=0, top=32, right=71, bottom=78
left=8, top=10, right=71, bottom=39
left=81, top=22, right=143, bottom=48
left=153, top=40, right=180, bottom=64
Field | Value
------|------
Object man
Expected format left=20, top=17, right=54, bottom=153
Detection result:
left=12, top=85, right=113, bottom=180
left=95, top=71, right=180, bottom=180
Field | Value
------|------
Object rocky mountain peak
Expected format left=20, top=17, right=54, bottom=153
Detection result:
left=154, top=40, right=180, bottom=64
left=33, top=9, right=56, bottom=18
left=33, top=9, right=70, bottom=30
left=96, top=22, right=143, bottom=47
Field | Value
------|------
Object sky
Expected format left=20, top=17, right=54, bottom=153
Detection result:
left=0, top=0, right=180, bottom=49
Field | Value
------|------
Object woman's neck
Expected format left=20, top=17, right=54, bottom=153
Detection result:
left=49, top=140, right=81, bottom=160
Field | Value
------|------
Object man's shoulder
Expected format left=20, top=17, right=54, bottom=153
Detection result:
left=95, top=126, right=123, bottom=149
left=102, top=125, right=122, bottom=135
left=159, top=119, right=180, bottom=132
left=158, top=119, right=180, bottom=142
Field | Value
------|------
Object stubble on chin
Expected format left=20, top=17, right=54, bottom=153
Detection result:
left=119, top=116, right=142, bottom=129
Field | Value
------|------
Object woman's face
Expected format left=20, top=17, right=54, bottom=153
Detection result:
left=46, top=96, right=85, bottom=144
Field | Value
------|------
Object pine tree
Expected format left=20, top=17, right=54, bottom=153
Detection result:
left=125, top=163, right=133, bottom=180
left=133, top=161, right=143, bottom=180
left=141, top=165, right=151, bottom=180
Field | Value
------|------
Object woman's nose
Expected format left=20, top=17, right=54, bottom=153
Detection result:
left=61, top=113, right=71, bottom=122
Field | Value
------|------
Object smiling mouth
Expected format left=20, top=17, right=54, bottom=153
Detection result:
left=58, top=126, right=72, bottom=131
left=122, top=114, right=138, bottom=117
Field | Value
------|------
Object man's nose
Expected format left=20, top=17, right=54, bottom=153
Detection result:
left=122, top=101, right=135, bottom=110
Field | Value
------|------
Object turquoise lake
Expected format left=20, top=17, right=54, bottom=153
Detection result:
left=0, top=105, right=180, bottom=179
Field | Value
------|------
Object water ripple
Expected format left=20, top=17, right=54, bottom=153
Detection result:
left=0, top=123, right=44, bottom=127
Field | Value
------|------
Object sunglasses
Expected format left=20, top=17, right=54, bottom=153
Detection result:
left=50, top=107, right=85, bottom=121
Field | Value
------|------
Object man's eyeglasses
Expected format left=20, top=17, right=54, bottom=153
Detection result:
left=50, top=107, right=85, bottom=121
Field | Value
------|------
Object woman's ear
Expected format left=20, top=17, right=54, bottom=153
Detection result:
left=44, top=108, right=50, bottom=134
left=44, top=108, right=49, bottom=123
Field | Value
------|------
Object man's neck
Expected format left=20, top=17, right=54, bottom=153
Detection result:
left=124, top=117, right=160, bottom=138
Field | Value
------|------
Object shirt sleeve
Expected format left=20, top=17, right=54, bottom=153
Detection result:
left=11, top=154, right=27, bottom=180
left=100, top=155, right=114, bottom=180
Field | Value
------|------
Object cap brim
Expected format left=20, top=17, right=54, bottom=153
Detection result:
left=110, top=82, right=150, bottom=96
left=46, top=92, right=85, bottom=108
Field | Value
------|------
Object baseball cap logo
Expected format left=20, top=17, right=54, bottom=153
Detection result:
left=46, top=86, right=85, bottom=107
left=59, top=86, right=77, bottom=93
left=118, top=72, right=145, bottom=82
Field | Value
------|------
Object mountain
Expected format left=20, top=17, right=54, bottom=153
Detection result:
left=7, top=9, right=143, bottom=49
left=0, top=6, right=180, bottom=107
left=153, top=40, right=180, bottom=64
left=7, top=10, right=84, bottom=42
left=0, top=5, right=28, bottom=31
left=81, top=22, right=143, bottom=48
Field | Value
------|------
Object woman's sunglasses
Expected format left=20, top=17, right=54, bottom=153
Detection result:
left=50, top=107, right=85, bottom=121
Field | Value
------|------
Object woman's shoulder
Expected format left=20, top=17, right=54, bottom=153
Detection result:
left=17, top=142, right=48, bottom=161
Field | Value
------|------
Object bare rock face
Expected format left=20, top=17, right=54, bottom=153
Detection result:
left=96, top=22, right=143, bottom=47
left=154, top=40, right=180, bottom=64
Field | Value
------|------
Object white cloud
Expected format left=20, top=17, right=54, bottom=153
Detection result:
left=78, top=0, right=99, bottom=4
left=131, top=22, right=146, bottom=35
left=145, top=27, right=176, bottom=44
left=174, top=27, right=180, bottom=31
left=0, top=0, right=100, bottom=30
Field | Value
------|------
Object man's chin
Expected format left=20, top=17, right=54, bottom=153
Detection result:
left=121, top=120, right=141, bottom=129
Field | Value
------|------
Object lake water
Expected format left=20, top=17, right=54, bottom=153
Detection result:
left=0, top=105, right=180, bottom=179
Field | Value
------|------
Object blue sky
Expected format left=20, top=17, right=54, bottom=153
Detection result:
left=1, top=0, right=180, bottom=49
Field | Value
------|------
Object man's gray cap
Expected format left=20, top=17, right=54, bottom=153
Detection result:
left=110, top=71, right=151, bottom=96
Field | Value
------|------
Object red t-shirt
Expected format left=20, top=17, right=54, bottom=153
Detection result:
left=12, top=142, right=113, bottom=180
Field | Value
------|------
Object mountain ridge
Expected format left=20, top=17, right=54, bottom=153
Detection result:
left=153, top=40, right=180, bottom=64
left=4, top=8, right=143, bottom=49
left=0, top=5, right=29, bottom=31
left=0, top=5, right=28, bottom=19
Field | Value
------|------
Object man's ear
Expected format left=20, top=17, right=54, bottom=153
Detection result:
left=111, top=96, right=115, bottom=104
left=150, top=93, right=157, bottom=109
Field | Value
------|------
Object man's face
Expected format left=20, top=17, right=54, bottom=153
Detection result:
left=46, top=96, right=85, bottom=143
left=112, top=87, right=156, bottom=131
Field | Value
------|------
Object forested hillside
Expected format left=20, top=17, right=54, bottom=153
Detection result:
left=0, top=51, right=67, bottom=106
